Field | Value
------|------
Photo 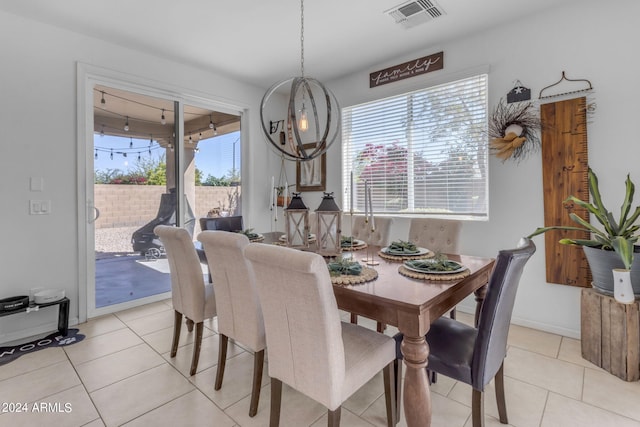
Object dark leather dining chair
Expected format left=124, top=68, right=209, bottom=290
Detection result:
left=394, top=238, right=536, bottom=427
left=199, top=215, right=243, bottom=232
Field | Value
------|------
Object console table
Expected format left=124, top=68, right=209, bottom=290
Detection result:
left=0, top=297, right=69, bottom=336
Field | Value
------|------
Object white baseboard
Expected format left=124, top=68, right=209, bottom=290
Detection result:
left=0, top=317, right=79, bottom=346
left=455, top=306, right=580, bottom=339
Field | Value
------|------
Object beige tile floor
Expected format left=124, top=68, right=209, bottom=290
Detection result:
left=1, top=301, right=640, bottom=427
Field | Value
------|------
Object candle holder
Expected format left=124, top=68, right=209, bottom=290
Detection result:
left=363, top=227, right=379, bottom=266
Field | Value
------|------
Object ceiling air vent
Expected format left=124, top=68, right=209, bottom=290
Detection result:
left=386, top=0, right=446, bottom=29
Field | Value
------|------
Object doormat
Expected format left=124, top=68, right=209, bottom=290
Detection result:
left=0, top=329, right=85, bottom=366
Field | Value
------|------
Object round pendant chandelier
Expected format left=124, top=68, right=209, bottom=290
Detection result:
left=260, top=0, right=341, bottom=162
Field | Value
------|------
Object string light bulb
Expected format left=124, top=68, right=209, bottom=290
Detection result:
left=124, top=116, right=129, bottom=132
left=213, top=124, right=218, bottom=136
left=100, top=124, right=105, bottom=137
left=188, top=134, right=193, bottom=144
left=95, top=149, right=98, bottom=159
left=129, top=137, right=133, bottom=148
left=199, top=132, right=202, bottom=140
left=209, top=114, right=214, bottom=129
left=110, top=149, right=113, bottom=160
left=100, top=91, right=106, bottom=105
left=161, top=109, right=166, bottom=125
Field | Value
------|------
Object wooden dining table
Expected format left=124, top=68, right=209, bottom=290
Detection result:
left=334, top=249, right=494, bottom=427
left=197, top=231, right=495, bottom=427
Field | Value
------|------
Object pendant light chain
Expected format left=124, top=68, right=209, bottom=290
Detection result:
left=259, top=0, right=341, bottom=161
left=300, top=0, right=305, bottom=77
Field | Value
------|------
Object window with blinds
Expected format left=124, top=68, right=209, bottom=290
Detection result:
left=342, top=74, right=488, bottom=219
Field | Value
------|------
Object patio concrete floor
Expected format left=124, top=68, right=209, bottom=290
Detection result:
left=95, top=254, right=208, bottom=308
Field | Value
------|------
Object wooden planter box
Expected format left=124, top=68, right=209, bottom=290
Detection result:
left=581, top=288, right=640, bottom=381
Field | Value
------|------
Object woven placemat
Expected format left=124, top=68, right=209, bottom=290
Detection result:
left=378, top=250, right=435, bottom=262
left=398, top=265, right=470, bottom=281
left=331, top=267, right=378, bottom=286
left=273, top=239, right=317, bottom=247
left=341, top=243, right=367, bottom=252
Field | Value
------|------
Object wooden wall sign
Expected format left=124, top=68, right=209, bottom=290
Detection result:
left=370, top=51, right=443, bottom=88
left=540, top=96, right=591, bottom=287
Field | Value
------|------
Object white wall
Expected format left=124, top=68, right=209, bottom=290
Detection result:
left=327, top=0, right=640, bottom=338
left=0, top=10, right=278, bottom=342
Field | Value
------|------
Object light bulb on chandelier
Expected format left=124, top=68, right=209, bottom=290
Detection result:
left=298, top=106, right=309, bottom=132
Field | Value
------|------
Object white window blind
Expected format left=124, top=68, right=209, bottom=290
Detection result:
left=342, top=74, right=488, bottom=218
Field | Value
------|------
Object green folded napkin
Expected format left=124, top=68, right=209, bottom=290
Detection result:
left=387, top=240, right=418, bottom=253
left=327, top=259, right=363, bottom=276
left=236, top=229, right=259, bottom=240
left=340, top=236, right=357, bottom=247
left=405, top=258, right=462, bottom=272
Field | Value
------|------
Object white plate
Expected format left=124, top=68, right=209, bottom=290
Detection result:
left=403, top=260, right=466, bottom=275
left=279, top=234, right=316, bottom=242
left=341, top=239, right=365, bottom=247
left=382, top=246, right=430, bottom=256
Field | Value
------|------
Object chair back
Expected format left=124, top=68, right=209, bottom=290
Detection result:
left=197, top=231, right=265, bottom=351
left=199, top=216, right=244, bottom=232
left=352, top=215, right=393, bottom=247
left=155, top=225, right=211, bottom=322
left=245, top=243, right=345, bottom=407
left=471, top=238, right=536, bottom=389
left=408, top=218, right=462, bottom=254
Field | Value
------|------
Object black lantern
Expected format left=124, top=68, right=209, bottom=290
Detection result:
left=284, top=192, right=309, bottom=249
left=315, top=192, right=342, bottom=257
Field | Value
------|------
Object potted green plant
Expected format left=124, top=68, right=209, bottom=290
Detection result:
left=276, top=184, right=295, bottom=207
left=528, top=168, right=640, bottom=301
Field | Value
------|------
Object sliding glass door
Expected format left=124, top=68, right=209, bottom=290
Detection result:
left=84, top=77, right=241, bottom=318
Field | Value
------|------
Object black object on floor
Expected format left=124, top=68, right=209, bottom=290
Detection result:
left=0, top=329, right=85, bottom=366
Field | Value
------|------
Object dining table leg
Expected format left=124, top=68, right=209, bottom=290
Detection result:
left=401, top=333, right=432, bottom=427
left=474, top=284, right=488, bottom=327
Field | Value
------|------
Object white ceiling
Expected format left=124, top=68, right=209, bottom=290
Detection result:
left=1, top=0, right=577, bottom=89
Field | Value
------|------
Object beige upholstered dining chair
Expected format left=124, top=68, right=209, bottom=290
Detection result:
left=408, top=217, right=462, bottom=255
left=197, top=230, right=266, bottom=417
left=351, top=215, right=393, bottom=248
left=154, top=225, right=216, bottom=376
left=350, top=215, right=393, bottom=330
left=245, top=243, right=396, bottom=427
left=409, top=217, right=463, bottom=320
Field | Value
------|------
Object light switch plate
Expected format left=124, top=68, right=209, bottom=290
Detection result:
left=30, top=177, right=44, bottom=192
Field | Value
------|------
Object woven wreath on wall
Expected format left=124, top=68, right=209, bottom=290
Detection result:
left=488, top=98, right=542, bottom=162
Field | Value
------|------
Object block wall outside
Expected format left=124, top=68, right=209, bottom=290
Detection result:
left=94, top=184, right=241, bottom=229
